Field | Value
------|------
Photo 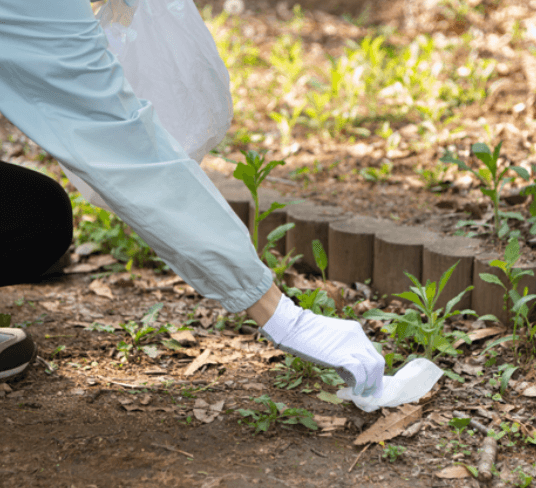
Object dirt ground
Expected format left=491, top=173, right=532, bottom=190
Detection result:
left=3, top=1, right=536, bottom=487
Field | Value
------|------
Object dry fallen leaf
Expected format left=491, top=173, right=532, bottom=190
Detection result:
left=193, top=399, right=225, bottom=423
left=170, top=330, right=197, bottom=347
left=242, top=383, right=265, bottom=391
left=313, top=415, right=347, bottom=432
left=452, top=327, right=505, bottom=349
left=89, top=279, right=114, bottom=300
left=435, top=465, right=473, bottom=479
left=184, top=349, right=217, bottom=376
left=354, top=404, right=423, bottom=445
left=65, top=254, right=117, bottom=274
left=260, top=350, right=286, bottom=362
left=139, top=394, right=152, bottom=406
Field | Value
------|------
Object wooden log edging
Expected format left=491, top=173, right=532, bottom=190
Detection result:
left=208, top=172, right=536, bottom=325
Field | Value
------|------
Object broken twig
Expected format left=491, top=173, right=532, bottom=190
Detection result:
left=348, top=443, right=370, bottom=473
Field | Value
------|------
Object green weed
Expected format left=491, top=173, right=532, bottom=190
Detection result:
left=236, top=394, right=318, bottom=435
left=440, top=142, right=531, bottom=240
left=478, top=238, right=536, bottom=365
left=363, top=261, right=494, bottom=375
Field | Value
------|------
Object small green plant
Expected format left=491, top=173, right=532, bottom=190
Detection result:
left=381, top=443, right=407, bottom=463
left=113, top=303, right=177, bottom=362
left=269, top=102, right=307, bottom=148
left=512, top=466, right=533, bottom=488
left=236, top=394, right=318, bottom=435
left=415, top=161, right=449, bottom=191
left=70, top=193, right=170, bottom=273
left=487, top=421, right=528, bottom=450
left=218, top=149, right=305, bottom=253
left=258, top=223, right=304, bottom=288
left=360, top=160, right=393, bottom=183
left=363, top=261, right=495, bottom=374
left=478, top=238, right=536, bottom=365
left=50, top=345, right=66, bottom=359
left=440, top=142, right=530, bottom=239
left=271, top=354, right=345, bottom=390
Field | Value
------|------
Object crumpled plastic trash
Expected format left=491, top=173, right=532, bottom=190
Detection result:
left=337, top=358, right=444, bottom=412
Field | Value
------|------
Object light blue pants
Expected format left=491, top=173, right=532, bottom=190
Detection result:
left=0, top=0, right=273, bottom=313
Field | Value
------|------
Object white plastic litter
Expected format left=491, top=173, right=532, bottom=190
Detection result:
left=60, top=0, right=233, bottom=211
left=336, top=358, right=444, bottom=412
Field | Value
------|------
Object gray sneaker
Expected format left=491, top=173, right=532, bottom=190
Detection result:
left=0, top=328, right=37, bottom=382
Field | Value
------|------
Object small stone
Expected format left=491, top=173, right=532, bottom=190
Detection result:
left=502, top=188, right=528, bottom=206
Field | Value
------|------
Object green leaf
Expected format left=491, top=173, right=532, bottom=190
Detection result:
left=266, top=223, right=295, bottom=243
left=317, top=390, right=343, bottom=404
left=510, top=166, right=530, bottom=181
left=443, top=369, right=464, bottom=383
left=464, top=464, right=479, bottom=478
left=437, top=261, right=459, bottom=300
left=480, top=335, right=519, bottom=356
left=499, top=364, right=518, bottom=396
left=258, top=160, right=286, bottom=186
left=287, top=377, right=303, bottom=389
left=472, top=143, right=494, bottom=173
left=256, top=418, right=272, bottom=433
left=425, top=281, right=437, bottom=307
left=392, top=291, right=425, bottom=309
left=362, top=309, right=401, bottom=321
left=511, top=294, right=536, bottom=312
left=479, top=273, right=506, bottom=289
left=444, top=286, right=473, bottom=315
left=478, top=314, right=500, bottom=322
left=141, top=302, right=164, bottom=326
left=140, top=345, right=159, bottom=358
left=505, top=238, right=520, bottom=267
left=299, top=416, right=319, bottom=430
left=312, top=239, right=328, bottom=272
left=258, top=202, right=287, bottom=222
left=236, top=408, right=258, bottom=418
left=489, top=259, right=507, bottom=272
left=449, top=417, right=472, bottom=430
left=0, top=313, right=12, bottom=328
left=161, top=339, right=183, bottom=352
left=233, top=162, right=257, bottom=197
left=492, top=141, right=502, bottom=165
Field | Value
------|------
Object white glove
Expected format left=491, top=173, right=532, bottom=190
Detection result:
left=260, top=294, right=385, bottom=398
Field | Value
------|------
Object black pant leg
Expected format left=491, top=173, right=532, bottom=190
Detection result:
left=0, top=160, right=73, bottom=287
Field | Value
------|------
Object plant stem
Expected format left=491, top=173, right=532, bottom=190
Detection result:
left=252, top=192, right=260, bottom=252
left=493, top=179, right=500, bottom=236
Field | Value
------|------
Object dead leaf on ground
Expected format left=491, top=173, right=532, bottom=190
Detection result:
left=170, top=330, right=197, bottom=346
left=401, top=421, right=422, bottom=437
left=40, top=301, right=61, bottom=312
left=89, top=279, right=114, bottom=300
left=214, top=352, right=243, bottom=364
left=313, top=415, right=347, bottom=432
left=260, top=349, right=285, bottom=362
left=452, top=327, right=506, bottom=349
left=435, top=465, right=473, bottom=479
left=139, top=394, right=152, bottom=405
left=511, top=380, right=536, bottom=397
left=317, top=390, right=343, bottom=405
left=354, top=404, right=423, bottom=445
left=184, top=349, right=217, bottom=376
left=193, top=399, right=225, bottom=423
left=242, top=383, right=265, bottom=391
left=64, top=254, right=117, bottom=274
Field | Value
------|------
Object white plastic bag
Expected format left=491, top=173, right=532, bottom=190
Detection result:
left=59, top=0, right=233, bottom=210
left=337, top=358, right=444, bottom=413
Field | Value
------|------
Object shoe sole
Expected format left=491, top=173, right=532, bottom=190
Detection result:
left=0, top=336, right=38, bottom=383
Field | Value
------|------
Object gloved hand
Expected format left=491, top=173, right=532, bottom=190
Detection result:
left=260, top=294, right=385, bottom=398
